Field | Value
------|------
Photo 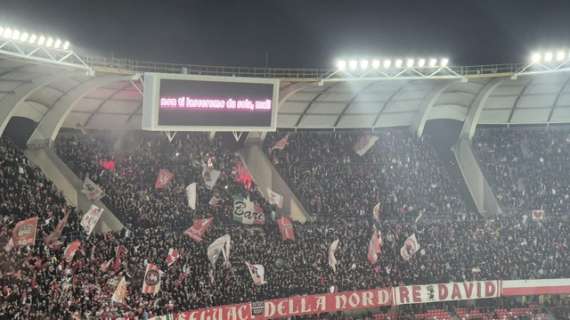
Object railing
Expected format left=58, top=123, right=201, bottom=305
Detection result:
left=82, top=55, right=526, bottom=79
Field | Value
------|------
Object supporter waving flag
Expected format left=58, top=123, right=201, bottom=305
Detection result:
left=353, top=134, right=379, bottom=156
left=207, top=234, right=231, bottom=267
left=245, top=262, right=266, bottom=285
left=328, top=239, right=340, bottom=273
left=184, top=217, right=213, bottom=242
left=186, top=183, right=197, bottom=210
left=63, top=240, right=81, bottom=262
left=99, top=159, right=116, bottom=171
left=166, top=248, right=180, bottom=267
left=81, top=176, right=105, bottom=201
left=154, top=169, right=174, bottom=189
left=368, top=229, right=383, bottom=264
left=271, top=134, right=289, bottom=151
left=233, top=161, right=254, bottom=191
left=202, top=164, right=221, bottom=190
left=400, top=234, right=420, bottom=261
left=277, top=216, right=295, bottom=240
left=44, top=209, right=70, bottom=246
left=80, top=205, right=104, bottom=236
left=111, top=277, right=128, bottom=304
left=372, top=202, right=382, bottom=223
left=267, top=188, right=284, bottom=209
left=12, top=217, right=38, bottom=247
left=142, top=263, right=162, bottom=295
left=232, top=195, right=265, bottom=225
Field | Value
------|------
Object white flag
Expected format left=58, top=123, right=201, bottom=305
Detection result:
left=186, top=183, right=197, bottom=210
left=266, top=188, right=284, bottom=209
left=353, top=135, right=379, bottom=156
left=328, top=239, right=340, bottom=273
left=202, top=164, right=221, bottom=190
left=207, top=234, right=231, bottom=267
left=245, top=262, right=266, bottom=285
left=81, top=177, right=105, bottom=201
left=400, top=234, right=420, bottom=261
left=80, top=205, right=104, bottom=236
left=112, top=277, right=128, bottom=304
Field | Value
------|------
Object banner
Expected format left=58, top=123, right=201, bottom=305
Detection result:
left=112, top=276, right=128, bottom=304
left=155, top=169, right=174, bottom=189
left=234, top=161, right=254, bottom=191
left=80, top=205, right=104, bottom=236
left=531, top=209, right=544, bottom=221
left=44, top=209, right=70, bottom=245
left=400, top=234, right=420, bottom=261
left=207, top=234, right=231, bottom=267
left=277, top=216, right=295, bottom=240
left=233, top=196, right=265, bottom=225
left=394, top=281, right=499, bottom=305
left=245, top=262, right=266, bottom=285
left=81, top=176, right=105, bottom=201
left=186, top=183, right=197, bottom=210
left=266, top=188, right=284, bottom=209
left=184, top=217, right=213, bottom=242
left=353, top=135, right=379, bottom=156
left=367, top=230, right=382, bottom=264
left=202, top=165, right=221, bottom=190
left=12, top=217, right=38, bottom=247
left=328, top=239, right=340, bottom=273
left=64, top=240, right=81, bottom=262
left=166, top=248, right=180, bottom=267
left=142, top=263, right=162, bottom=295
left=271, top=134, right=289, bottom=151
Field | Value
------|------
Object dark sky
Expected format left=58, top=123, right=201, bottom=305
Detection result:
left=2, top=0, right=570, bottom=68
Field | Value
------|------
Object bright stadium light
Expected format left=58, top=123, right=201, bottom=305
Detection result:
left=29, top=34, right=37, bottom=44
left=62, top=40, right=70, bottom=50
left=429, top=58, right=438, bottom=68
left=54, top=38, right=62, bottom=49
left=46, top=37, right=54, bottom=47
left=530, top=52, right=542, bottom=64
left=383, top=59, right=392, bottom=69
left=417, top=58, right=426, bottom=68
left=440, top=57, right=449, bottom=67
left=336, top=59, right=347, bottom=71
left=3, top=28, right=12, bottom=39
left=544, top=51, right=553, bottom=62
left=12, top=29, right=20, bottom=40
left=406, top=58, right=415, bottom=68
left=37, top=35, right=46, bottom=45
left=395, top=59, right=403, bottom=68
left=556, top=50, right=566, bottom=62
left=371, top=59, right=381, bottom=69
left=349, top=60, right=358, bottom=71
left=359, top=59, right=369, bottom=70
left=20, top=32, right=29, bottom=42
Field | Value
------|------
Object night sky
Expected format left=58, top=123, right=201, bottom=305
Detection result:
left=2, top=0, right=570, bottom=68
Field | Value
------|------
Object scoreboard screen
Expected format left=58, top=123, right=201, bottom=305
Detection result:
left=142, top=73, right=279, bottom=131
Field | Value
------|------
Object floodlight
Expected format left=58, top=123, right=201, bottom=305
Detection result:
left=0, top=27, right=3, bottom=36
left=406, top=58, right=415, bottom=68
left=371, top=59, right=380, bottom=69
left=54, top=38, right=62, bottom=49
left=556, top=50, right=566, bottom=62
left=418, top=58, right=426, bottom=68
left=544, top=51, right=553, bottom=62
left=360, top=59, right=369, bottom=70
left=440, top=58, right=449, bottom=67
left=349, top=60, right=358, bottom=71
left=38, top=35, right=46, bottom=45
left=383, top=59, right=392, bottom=69
left=395, top=59, right=403, bottom=68
left=20, top=32, right=29, bottom=42
left=3, top=28, right=12, bottom=39
left=29, top=34, right=37, bottom=44
left=336, top=59, right=347, bottom=71
left=429, top=58, right=438, bottom=68
left=12, top=29, right=20, bottom=40
left=46, top=37, right=54, bottom=47
left=62, top=41, right=70, bottom=50
left=530, top=52, right=542, bottom=64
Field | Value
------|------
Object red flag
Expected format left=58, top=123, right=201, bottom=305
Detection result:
left=277, top=216, right=295, bottom=240
left=12, top=217, right=38, bottom=247
left=154, top=169, right=174, bottom=189
left=64, top=240, right=81, bottom=262
left=44, top=210, right=70, bottom=245
left=100, top=259, right=112, bottom=272
left=367, top=230, right=382, bottom=264
left=271, top=134, right=289, bottom=151
left=184, top=218, right=213, bottom=242
left=233, top=161, right=254, bottom=191
left=113, top=245, right=128, bottom=273
left=166, top=248, right=180, bottom=267
left=142, top=263, right=162, bottom=295
left=99, top=159, right=116, bottom=171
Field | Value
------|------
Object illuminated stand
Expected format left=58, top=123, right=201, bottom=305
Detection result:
left=0, top=25, right=91, bottom=73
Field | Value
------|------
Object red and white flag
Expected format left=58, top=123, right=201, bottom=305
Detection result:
left=271, top=134, right=289, bottom=151
left=184, top=217, right=213, bottom=242
left=531, top=209, right=545, bottom=221
left=64, top=240, right=81, bottom=263
left=155, top=169, right=174, bottom=189
left=100, top=259, right=112, bottom=272
left=113, top=245, right=128, bottom=273
left=80, top=205, right=104, bottom=236
left=233, top=161, right=254, bottom=191
left=3, top=238, right=14, bottom=253
left=12, top=217, right=38, bottom=247
left=400, top=234, right=420, bottom=261
left=328, top=239, right=340, bottom=273
left=112, top=276, right=128, bottom=304
left=267, top=188, right=284, bottom=209
left=353, top=134, right=379, bottom=156
left=277, top=216, right=295, bottom=240
left=44, top=209, right=70, bottom=245
left=245, top=262, right=266, bottom=285
left=166, top=248, right=180, bottom=267
left=367, top=229, right=383, bottom=264
left=142, top=263, right=162, bottom=295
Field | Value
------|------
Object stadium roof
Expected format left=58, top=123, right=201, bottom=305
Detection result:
left=1, top=52, right=570, bottom=143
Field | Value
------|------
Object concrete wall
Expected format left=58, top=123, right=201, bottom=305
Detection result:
left=25, top=145, right=124, bottom=233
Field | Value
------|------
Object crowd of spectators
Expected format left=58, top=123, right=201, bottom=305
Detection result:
left=0, top=126, right=568, bottom=319
left=474, top=126, right=570, bottom=216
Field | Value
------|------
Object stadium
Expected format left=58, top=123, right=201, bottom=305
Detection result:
left=1, top=3, right=570, bottom=320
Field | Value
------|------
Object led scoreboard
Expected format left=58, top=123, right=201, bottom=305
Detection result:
left=142, top=73, right=279, bottom=131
